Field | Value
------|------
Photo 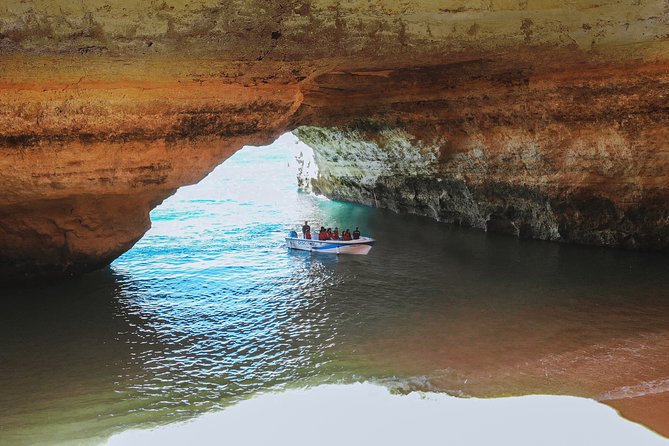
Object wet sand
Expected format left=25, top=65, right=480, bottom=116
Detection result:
left=605, top=393, right=669, bottom=439
left=106, top=384, right=667, bottom=446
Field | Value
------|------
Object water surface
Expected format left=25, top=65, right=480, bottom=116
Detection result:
left=2, top=134, right=669, bottom=444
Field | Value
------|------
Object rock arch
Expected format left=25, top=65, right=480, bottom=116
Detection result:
left=1, top=1, right=668, bottom=279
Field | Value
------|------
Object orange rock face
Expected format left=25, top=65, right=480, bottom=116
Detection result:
left=296, top=59, right=669, bottom=248
left=1, top=1, right=669, bottom=278
left=0, top=65, right=303, bottom=277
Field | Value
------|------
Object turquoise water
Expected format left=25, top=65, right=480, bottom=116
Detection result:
left=2, top=134, right=669, bottom=444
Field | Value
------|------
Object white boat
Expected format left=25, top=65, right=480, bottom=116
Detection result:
left=285, top=235, right=375, bottom=255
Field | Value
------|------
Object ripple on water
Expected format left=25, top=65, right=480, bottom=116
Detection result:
left=2, top=135, right=669, bottom=444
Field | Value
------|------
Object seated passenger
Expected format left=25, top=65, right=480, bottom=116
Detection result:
left=305, top=229, right=311, bottom=239
left=319, top=229, right=328, bottom=240
left=332, top=227, right=339, bottom=240
left=342, top=229, right=352, bottom=241
left=353, top=227, right=361, bottom=240
left=326, top=228, right=333, bottom=239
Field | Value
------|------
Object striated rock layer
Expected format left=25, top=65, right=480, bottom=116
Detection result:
left=1, top=0, right=669, bottom=278
left=0, top=73, right=302, bottom=277
left=296, top=71, right=669, bottom=249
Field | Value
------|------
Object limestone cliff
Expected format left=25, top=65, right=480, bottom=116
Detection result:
left=1, top=0, right=669, bottom=277
left=295, top=73, right=669, bottom=248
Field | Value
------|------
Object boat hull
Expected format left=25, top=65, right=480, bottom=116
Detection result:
left=285, top=237, right=375, bottom=255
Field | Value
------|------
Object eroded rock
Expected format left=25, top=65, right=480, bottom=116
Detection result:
left=1, top=0, right=669, bottom=277
left=295, top=123, right=669, bottom=249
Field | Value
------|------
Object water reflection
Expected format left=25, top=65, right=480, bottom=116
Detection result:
left=1, top=134, right=669, bottom=444
left=332, top=217, right=669, bottom=399
left=108, top=384, right=667, bottom=446
left=1, top=270, right=144, bottom=444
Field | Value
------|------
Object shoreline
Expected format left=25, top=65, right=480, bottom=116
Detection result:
left=604, top=392, right=669, bottom=439
left=106, top=384, right=667, bottom=446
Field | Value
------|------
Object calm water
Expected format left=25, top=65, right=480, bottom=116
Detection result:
left=2, top=134, right=669, bottom=444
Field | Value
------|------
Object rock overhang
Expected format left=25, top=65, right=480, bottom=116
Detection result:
left=1, top=0, right=669, bottom=279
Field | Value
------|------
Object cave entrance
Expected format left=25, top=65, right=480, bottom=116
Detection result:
left=111, top=132, right=321, bottom=276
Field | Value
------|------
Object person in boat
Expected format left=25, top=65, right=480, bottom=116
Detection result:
left=326, top=228, right=333, bottom=239
left=342, top=229, right=352, bottom=241
left=319, top=227, right=328, bottom=241
left=302, top=221, right=311, bottom=237
left=353, top=227, right=361, bottom=240
left=332, top=227, right=340, bottom=240
left=305, top=228, right=312, bottom=239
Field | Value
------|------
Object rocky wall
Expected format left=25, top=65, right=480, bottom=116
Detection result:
left=1, top=0, right=669, bottom=277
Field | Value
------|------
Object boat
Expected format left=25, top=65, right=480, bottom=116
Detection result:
left=285, top=234, right=375, bottom=255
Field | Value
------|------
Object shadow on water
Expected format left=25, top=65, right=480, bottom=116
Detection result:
left=0, top=269, right=148, bottom=444
left=2, top=136, right=669, bottom=444
left=323, top=205, right=669, bottom=399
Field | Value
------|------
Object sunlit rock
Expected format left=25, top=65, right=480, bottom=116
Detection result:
left=1, top=0, right=669, bottom=278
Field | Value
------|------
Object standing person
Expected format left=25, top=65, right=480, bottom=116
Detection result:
left=302, top=221, right=311, bottom=237
left=333, top=227, right=340, bottom=240
left=353, top=227, right=361, bottom=239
